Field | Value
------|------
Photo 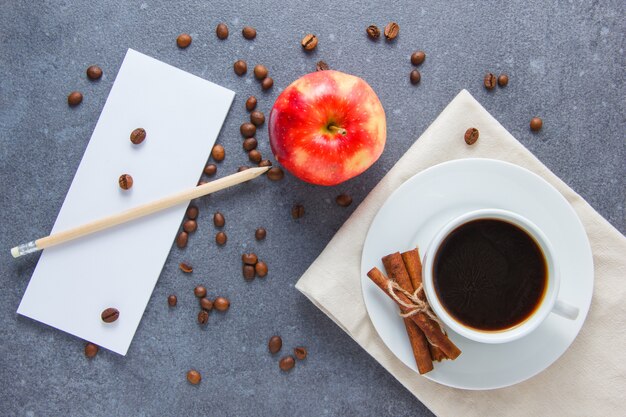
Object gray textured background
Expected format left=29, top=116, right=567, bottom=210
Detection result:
left=1, top=1, right=624, bottom=416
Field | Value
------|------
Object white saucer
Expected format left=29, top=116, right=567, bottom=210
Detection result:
left=360, top=159, right=593, bottom=390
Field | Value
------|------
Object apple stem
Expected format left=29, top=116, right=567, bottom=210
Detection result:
left=328, top=124, right=347, bottom=136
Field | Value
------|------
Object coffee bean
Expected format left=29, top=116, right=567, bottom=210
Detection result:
left=84, top=342, right=99, bottom=358
left=194, top=285, right=207, bottom=298
left=234, top=60, right=247, bottom=76
left=366, top=25, right=381, bottom=40
left=179, top=262, right=193, bottom=273
left=279, top=355, right=295, bottom=371
left=336, top=193, right=352, bottom=207
left=204, top=164, right=217, bottom=176
left=316, top=60, right=329, bottom=71
left=186, top=205, right=198, bottom=220
left=255, top=227, right=267, bottom=240
left=258, top=160, right=272, bottom=167
left=250, top=111, right=265, bottom=126
left=130, top=127, right=146, bottom=145
left=411, top=51, right=426, bottom=66
left=213, top=296, right=230, bottom=311
left=410, top=70, right=421, bottom=85
left=237, top=166, right=250, bottom=172
left=530, top=117, right=543, bottom=132
left=211, top=144, right=225, bottom=162
left=301, top=34, right=318, bottom=50
left=215, top=231, right=227, bottom=245
left=243, top=264, right=255, bottom=280
left=291, top=204, right=305, bottom=219
left=86, top=65, right=103, bottom=80
left=268, top=335, right=282, bottom=354
left=484, top=73, right=497, bottom=90
left=245, top=96, right=257, bottom=111
left=240, top=123, right=256, bottom=138
left=183, top=219, right=197, bottom=233
left=498, top=74, right=509, bottom=87
left=242, top=253, right=258, bottom=265
left=118, top=174, right=133, bottom=190
left=384, top=22, right=399, bottom=40
left=101, top=307, right=119, bottom=323
left=267, top=167, right=284, bottom=181
left=243, top=138, right=258, bottom=151
left=187, top=369, right=201, bottom=384
left=294, top=347, right=308, bottom=360
left=67, top=91, right=83, bottom=106
left=255, top=261, right=268, bottom=277
left=176, top=231, right=188, bottom=248
left=216, top=23, right=229, bottom=39
left=248, top=150, right=262, bottom=163
left=200, top=297, right=213, bottom=311
left=253, top=64, right=268, bottom=80
left=261, top=77, right=273, bottom=90
left=177, top=33, right=192, bottom=48
left=213, top=212, right=225, bottom=227
left=168, top=295, right=177, bottom=307
left=197, top=310, right=209, bottom=325
left=464, top=127, right=479, bottom=145
left=242, top=26, right=257, bottom=40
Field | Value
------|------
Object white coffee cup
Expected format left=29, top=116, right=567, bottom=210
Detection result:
left=422, top=209, right=579, bottom=344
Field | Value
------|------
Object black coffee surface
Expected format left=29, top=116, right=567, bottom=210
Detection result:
left=433, top=219, right=547, bottom=331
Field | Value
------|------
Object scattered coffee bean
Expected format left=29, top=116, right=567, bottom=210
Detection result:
left=215, top=231, right=227, bottom=245
left=242, top=253, right=258, bottom=265
left=86, top=65, right=103, bottom=80
left=213, top=212, right=225, bottom=227
left=237, top=166, right=250, bottom=172
left=213, top=296, right=230, bottom=311
left=198, top=310, right=209, bottom=325
left=294, top=347, right=308, bottom=360
left=176, top=231, right=188, bottom=248
left=498, top=74, right=509, bottom=87
left=118, top=174, right=133, bottom=190
left=245, top=96, right=257, bottom=111
left=411, top=51, right=426, bottom=66
left=179, top=262, right=193, bottom=273
left=484, top=72, right=497, bottom=90
left=84, top=342, right=99, bottom=358
left=253, top=64, right=268, bottom=80
left=204, top=164, right=217, bottom=176
left=279, top=355, right=295, bottom=371
left=187, top=369, right=201, bottom=384
left=301, top=34, right=318, bottom=50
left=530, top=117, right=543, bottom=132
left=248, top=149, right=262, bottom=163
left=183, top=219, right=197, bottom=233
left=101, top=307, right=119, bottom=323
left=384, top=22, right=399, bottom=40
left=177, top=33, right=192, bottom=48
left=464, top=127, right=479, bottom=145
left=200, top=297, right=213, bottom=311
left=194, top=285, right=207, bottom=298
left=410, top=70, right=421, bottom=85
left=255, top=261, right=268, bottom=278
left=242, top=26, right=257, bottom=40
left=250, top=111, right=265, bottom=126
left=211, top=144, right=225, bottom=162
left=186, top=205, right=198, bottom=220
left=258, top=159, right=272, bottom=167
left=234, top=60, right=247, bottom=76
left=267, top=167, right=284, bottom=181
left=366, top=25, right=381, bottom=40
left=315, top=60, right=329, bottom=71
left=291, top=204, right=305, bottom=219
left=168, top=295, right=177, bottom=307
left=130, top=127, right=146, bottom=145
left=268, top=335, right=282, bottom=354
left=67, top=91, right=83, bottom=106
left=240, top=122, right=257, bottom=138
left=261, top=77, right=274, bottom=90
left=216, top=23, right=229, bottom=40
left=255, top=227, right=267, bottom=240
left=243, top=137, right=258, bottom=151
left=336, top=193, right=353, bottom=207
left=243, top=264, right=255, bottom=280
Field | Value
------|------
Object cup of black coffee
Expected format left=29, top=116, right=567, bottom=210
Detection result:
left=422, top=209, right=579, bottom=344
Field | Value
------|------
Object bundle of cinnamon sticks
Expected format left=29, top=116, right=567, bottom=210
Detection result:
left=367, top=248, right=461, bottom=374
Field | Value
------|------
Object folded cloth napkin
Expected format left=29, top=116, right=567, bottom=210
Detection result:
left=296, top=90, right=626, bottom=416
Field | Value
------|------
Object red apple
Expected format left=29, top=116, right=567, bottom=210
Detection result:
left=268, top=70, right=386, bottom=186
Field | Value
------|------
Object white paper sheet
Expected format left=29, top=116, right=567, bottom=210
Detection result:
left=17, top=49, right=235, bottom=355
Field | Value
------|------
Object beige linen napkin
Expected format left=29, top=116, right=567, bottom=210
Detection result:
left=295, top=90, right=626, bottom=416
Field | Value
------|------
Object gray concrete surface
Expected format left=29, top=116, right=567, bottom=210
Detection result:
left=1, top=1, right=624, bottom=416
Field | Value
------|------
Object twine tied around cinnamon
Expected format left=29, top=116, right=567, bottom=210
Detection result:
left=386, top=280, right=446, bottom=334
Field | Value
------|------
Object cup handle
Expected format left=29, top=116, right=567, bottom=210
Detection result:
left=552, top=299, right=579, bottom=320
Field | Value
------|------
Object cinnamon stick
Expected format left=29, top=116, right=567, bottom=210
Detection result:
left=401, top=248, right=448, bottom=361
left=381, top=253, right=433, bottom=374
left=367, top=267, right=462, bottom=360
